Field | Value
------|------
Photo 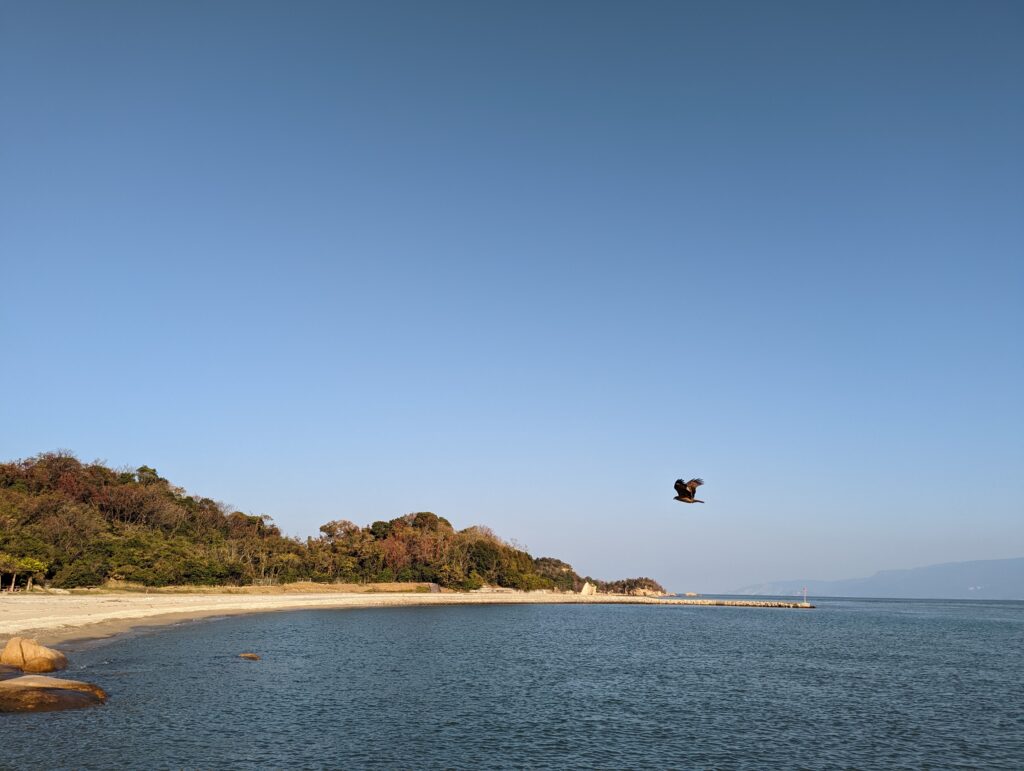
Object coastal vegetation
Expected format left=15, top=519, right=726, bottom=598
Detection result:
left=0, top=453, right=664, bottom=594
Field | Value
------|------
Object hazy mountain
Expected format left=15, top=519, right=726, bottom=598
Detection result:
left=733, top=557, right=1024, bottom=600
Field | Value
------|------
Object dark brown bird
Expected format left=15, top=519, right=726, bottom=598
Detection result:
left=674, top=478, right=704, bottom=503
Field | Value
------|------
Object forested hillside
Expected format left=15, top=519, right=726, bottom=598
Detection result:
left=0, top=453, right=663, bottom=594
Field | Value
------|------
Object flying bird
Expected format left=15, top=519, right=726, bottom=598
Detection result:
left=674, top=478, right=704, bottom=503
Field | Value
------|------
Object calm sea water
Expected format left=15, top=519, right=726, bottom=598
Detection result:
left=2, top=598, right=1022, bottom=769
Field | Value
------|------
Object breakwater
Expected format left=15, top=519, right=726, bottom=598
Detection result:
left=658, top=598, right=814, bottom=609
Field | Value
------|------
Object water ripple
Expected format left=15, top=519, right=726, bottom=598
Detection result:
left=2, top=599, right=1022, bottom=770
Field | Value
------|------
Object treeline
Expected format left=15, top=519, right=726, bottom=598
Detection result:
left=0, top=453, right=664, bottom=594
left=533, top=558, right=664, bottom=595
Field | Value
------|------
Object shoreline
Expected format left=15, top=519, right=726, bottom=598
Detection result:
left=0, top=591, right=813, bottom=648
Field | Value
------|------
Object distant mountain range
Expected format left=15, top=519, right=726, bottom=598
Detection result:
left=733, top=557, right=1024, bottom=600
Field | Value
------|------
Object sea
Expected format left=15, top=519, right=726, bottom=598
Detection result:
left=2, top=597, right=1022, bottom=770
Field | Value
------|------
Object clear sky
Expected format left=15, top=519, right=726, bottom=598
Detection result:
left=1, top=1, right=1021, bottom=591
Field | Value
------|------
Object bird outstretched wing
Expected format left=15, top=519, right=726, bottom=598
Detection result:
left=685, top=478, right=704, bottom=494
left=674, top=479, right=688, bottom=496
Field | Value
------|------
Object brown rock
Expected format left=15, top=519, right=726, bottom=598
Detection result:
left=239, top=653, right=261, bottom=660
left=629, top=588, right=663, bottom=597
left=0, top=675, right=107, bottom=713
left=0, top=637, right=69, bottom=673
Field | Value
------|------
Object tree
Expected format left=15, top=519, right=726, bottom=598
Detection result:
left=18, top=556, right=48, bottom=591
left=0, top=552, right=17, bottom=591
left=319, top=519, right=360, bottom=542
left=135, top=466, right=164, bottom=485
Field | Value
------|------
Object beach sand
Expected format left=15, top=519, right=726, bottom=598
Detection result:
left=0, top=589, right=812, bottom=647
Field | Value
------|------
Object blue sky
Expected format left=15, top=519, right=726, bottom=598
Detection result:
left=2, top=1, right=1021, bottom=591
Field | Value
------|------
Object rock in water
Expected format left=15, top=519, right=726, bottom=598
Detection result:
left=0, top=675, right=107, bottom=713
left=0, top=637, right=69, bottom=673
left=239, top=653, right=261, bottom=660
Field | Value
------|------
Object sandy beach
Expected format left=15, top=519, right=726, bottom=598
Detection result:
left=0, top=590, right=812, bottom=646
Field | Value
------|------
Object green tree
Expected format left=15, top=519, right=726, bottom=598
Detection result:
left=0, top=552, right=17, bottom=591
left=18, top=556, right=48, bottom=591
